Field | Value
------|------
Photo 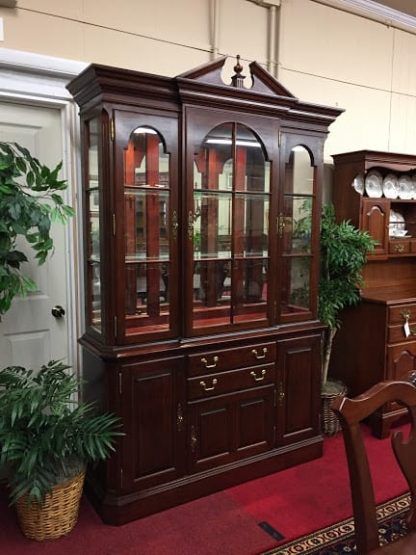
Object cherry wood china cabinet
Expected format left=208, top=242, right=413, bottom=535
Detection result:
left=331, top=150, right=416, bottom=438
left=67, top=57, right=341, bottom=524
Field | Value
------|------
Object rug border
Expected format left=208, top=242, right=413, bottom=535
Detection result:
left=262, top=492, right=410, bottom=555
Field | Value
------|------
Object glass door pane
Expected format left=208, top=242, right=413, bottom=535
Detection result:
left=123, top=126, right=171, bottom=336
left=281, top=145, right=314, bottom=319
left=86, top=118, right=102, bottom=332
left=191, top=123, right=271, bottom=330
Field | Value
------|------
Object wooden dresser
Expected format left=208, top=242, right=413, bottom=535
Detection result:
left=331, top=150, right=416, bottom=438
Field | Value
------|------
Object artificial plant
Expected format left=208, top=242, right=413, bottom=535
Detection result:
left=319, top=204, right=376, bottom=393
left=0, top=361, right=122, bottom=505
left=0, top=141, right=74, bottom=318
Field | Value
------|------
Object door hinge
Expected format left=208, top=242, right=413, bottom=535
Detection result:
left=110, top=118, right=115, bottom=141
left=112, top=213, right=116, bottom=236
left=118, top=371, right=122, bottom=395
left=114, top=315, right=118, bottom=337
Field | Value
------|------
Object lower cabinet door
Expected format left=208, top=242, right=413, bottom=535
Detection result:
left=387, top=342, right=416, bottom=380
left=187, top=385, right=275, bottom=474
left=277, top=334, right=321, bottom=445
left=121, top=357, right=186, bottom=492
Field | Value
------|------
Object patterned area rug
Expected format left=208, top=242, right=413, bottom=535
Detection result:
left=263, top=493, right=410, bottom=554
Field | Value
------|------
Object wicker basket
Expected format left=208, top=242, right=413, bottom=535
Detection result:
left=16, top=471, right=85, bottom=541
left=321, top=385, right=347, bottom=436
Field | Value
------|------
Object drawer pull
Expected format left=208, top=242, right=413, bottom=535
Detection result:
left=410, top=327, right=416, bottom=336
left=394, top=243, right=405, bottom=253
left=201, top=356, right=219, bottom=369
left=251, top=347, right=268, bottom=360
left=250, top=369, right=266, bottom=382
left=200, top=378, right=218, bottom=392
left=401, top=310, right=411, bottom=322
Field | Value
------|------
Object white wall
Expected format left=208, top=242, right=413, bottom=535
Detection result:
left=1, top=0, right=416, bottom=163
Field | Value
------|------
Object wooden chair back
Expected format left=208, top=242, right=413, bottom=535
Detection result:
left=332, top=381, right=416, bottom=554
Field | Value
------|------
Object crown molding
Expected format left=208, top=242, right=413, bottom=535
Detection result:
left=312, top=0, right=416, bottom=34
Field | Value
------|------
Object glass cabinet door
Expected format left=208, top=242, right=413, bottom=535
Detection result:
left=280, top=145, right=315, bottom=321
left=85, top=117, right=103, bottom=334
left=190, top=123, right=271, bottom=332
left=121, top=123, right=175, bottom=338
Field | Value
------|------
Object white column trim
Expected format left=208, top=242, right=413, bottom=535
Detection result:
left=312, top=0, right=416, bottom=33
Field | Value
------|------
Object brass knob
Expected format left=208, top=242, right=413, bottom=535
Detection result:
left=394, top=243, right=404, bottom=253
left=51, top=305, right=65, bottom=318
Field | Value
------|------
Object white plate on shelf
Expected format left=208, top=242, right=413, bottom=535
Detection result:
left=382, top=173, right=399, bottom=199
left=389, top=209, right=406, bottom=236
left=398, top=175, right=413, bottom=199
left=351, top=173, right=364, bottom=195
left=411, top=175, right=416, bottom=199
left=365, top=170, right=383, bottom=198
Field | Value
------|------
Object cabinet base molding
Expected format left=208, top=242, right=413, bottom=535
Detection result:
left=86, top=438, right=322, bottom=525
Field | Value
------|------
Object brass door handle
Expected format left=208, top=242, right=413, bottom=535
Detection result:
left=201, top=356, right=219, bottom=369
left=250, top=369, right=266, bottom=382
left=251, top=347, right=268, bottom=360
left=200, top=378, right=218, bottom=392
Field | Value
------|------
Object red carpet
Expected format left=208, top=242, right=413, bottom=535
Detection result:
left=0, top=425, right=408, bottom=555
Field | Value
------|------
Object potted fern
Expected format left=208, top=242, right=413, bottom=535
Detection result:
left=0, top=361, right=122, bottom=541
left=318, top=204, right=376, bottom=434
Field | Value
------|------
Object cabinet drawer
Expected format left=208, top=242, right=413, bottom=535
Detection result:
left=388, top=304, right=416, bottom=325
left=187, top=342, right=276, bottom=376
left=389, top=240, right=410, bottom=255
left=388, top=323, right=416, bottom=344
left=187, top=363, right=275, bottom=400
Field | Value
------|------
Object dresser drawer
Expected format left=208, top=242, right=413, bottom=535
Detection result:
left=187, top=363, right=276, bottom=400
left=388, top=304, right=416, bottom=325
left=389, top=240, right=410, bottom=255
left=388, top=323, right=416, bottom=344
left=187, top=342, right=276, bottom=376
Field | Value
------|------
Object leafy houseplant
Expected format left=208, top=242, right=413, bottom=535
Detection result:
left=319, top=204, right=376, bottom=395
left=0, top=361, right=122, bottom=539
left=0, top=142, right=74, bottom=318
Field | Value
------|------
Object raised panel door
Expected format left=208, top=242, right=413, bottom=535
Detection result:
left=277, top=335, right=321, bottom=445
left=187, top=385, right=275, bottom=474
left=361, top=198, right=389, bottom=259
left=121, top=358, right=185, bottom=491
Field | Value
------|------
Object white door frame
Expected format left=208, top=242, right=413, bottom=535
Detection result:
left=0, top=48, right=88, bottom=375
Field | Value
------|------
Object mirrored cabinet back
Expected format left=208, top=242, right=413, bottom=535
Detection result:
left=67, top=57, right=342, bottom=524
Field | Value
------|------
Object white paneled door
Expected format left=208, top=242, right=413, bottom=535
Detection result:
left=0, top=102, right=70, bottom=370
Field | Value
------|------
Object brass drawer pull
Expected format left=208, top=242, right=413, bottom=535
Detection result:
left=393, top=243, right=405, bottom=253
left=401, top=310, right=411, bottom=322
left=251, top=347, right=268, bottom=360
left=200, top=378, right=218, bottom=392
left=250, top=369, right=266, bottom=382
left=201, top=356, right=219, bottom=369
left=410, top=327, right=416, bottom=336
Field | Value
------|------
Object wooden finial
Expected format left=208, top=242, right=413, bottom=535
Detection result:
left=231, top=54, right=246, bottom=88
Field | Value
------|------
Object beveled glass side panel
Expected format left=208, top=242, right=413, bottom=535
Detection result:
left=87, top=190, right=100, bottom=260
left=236, top=124, right=270, bottom=193
left=123, top=126, right=171, bottom=334
left=234, top=258, right=268, bottom=323
left=86, top=118, right=102, bottom=332
left=234, top=193, right=269, bottom=257
left=281, top=257, right=311, bottom=315
left=125, top=189, right=169, bottom=261
left=285, top=146, right=314, bottom=195
left=87, top=261, right=102, bottom=331
left=193, top=191, right=232, bottom=259
left=125, top=262, right=170, bottom=335
left=192, top=260, right=232, bottom=328
left=194, top=123, right=233, bottom=191
left=282, top=196, right=312, bottom=254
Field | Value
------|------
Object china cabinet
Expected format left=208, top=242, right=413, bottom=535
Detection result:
left=331, top=150, right=416, bottom=438
left=68, top=56, right=341, bottom=524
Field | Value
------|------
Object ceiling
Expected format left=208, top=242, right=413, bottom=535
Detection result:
left=374, top=0, right=416, bottom=18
